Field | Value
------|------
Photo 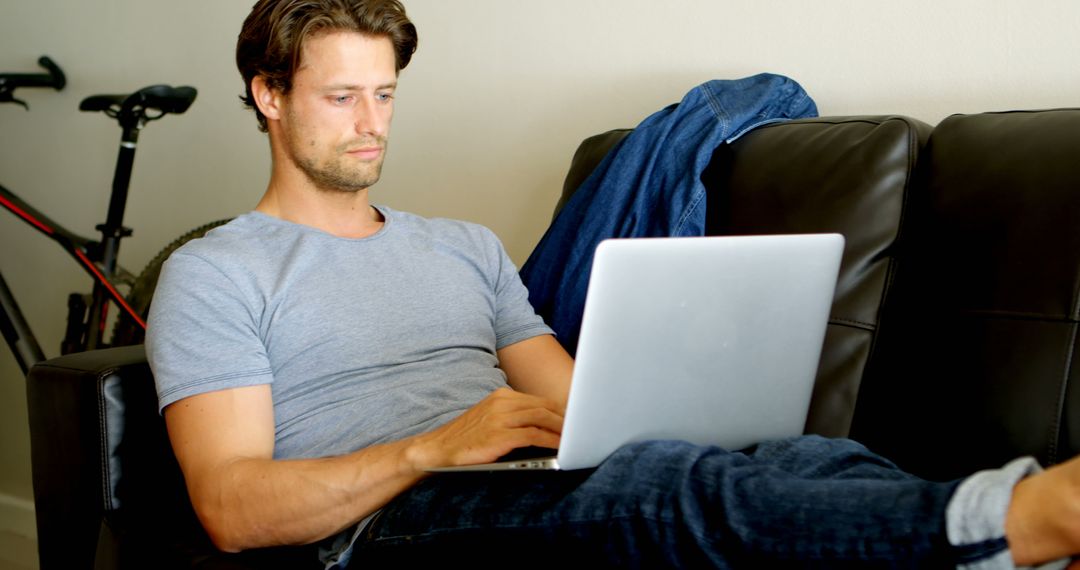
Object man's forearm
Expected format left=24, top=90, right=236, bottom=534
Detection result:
left=193, top=439, right=426, bottom=552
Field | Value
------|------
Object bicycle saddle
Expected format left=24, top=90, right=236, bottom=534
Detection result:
left=80, top=84, right=197, bottom=116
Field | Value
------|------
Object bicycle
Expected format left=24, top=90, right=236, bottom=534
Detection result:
left=1, top=56, right=228, bottom=375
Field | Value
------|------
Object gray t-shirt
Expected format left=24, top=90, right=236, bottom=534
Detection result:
left=146, top=205, right=553, bottom=459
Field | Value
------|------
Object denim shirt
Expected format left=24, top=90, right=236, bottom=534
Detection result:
left=520, top=73, right=818, bottom=354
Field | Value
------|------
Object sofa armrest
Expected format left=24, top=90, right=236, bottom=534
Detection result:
left=26, top=346, right=319, bottom=569
left=26, top=346, right=158, bottom=568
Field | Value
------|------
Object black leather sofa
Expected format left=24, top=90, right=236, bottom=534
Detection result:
left=25, top=108, right=1080, bottom=568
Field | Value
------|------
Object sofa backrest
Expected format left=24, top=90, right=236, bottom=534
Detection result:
left=557, top=115, right=933, bottom=441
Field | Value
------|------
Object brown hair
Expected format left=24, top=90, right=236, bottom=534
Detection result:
left=236, top=0, right=418, bottom=132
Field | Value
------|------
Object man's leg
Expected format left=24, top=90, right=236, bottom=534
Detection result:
left=350, top=436, right=967, bottom=568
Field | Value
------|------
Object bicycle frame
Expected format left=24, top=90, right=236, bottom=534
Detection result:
left=0, top=181, right=144, bottom=374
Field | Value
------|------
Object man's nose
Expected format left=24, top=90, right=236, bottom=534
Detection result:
left=353, top=98, right=388, bottom=137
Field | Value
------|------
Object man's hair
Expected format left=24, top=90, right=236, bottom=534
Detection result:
left=236, top=0, right=418, bottom=132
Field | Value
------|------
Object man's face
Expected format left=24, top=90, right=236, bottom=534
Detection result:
left=277, top=31, right=397, bottom=193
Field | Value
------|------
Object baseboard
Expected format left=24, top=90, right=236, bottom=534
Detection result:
left=0, top=493, right=36, bottom=540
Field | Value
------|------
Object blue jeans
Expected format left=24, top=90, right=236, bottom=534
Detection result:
left=348, top=436, right=979, bottom=568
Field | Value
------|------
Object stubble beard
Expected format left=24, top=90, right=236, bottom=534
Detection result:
left=295, top=138, right=388, bottom=194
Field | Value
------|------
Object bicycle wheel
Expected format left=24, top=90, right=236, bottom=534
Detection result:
left=110, top=218, right=233, bottom=346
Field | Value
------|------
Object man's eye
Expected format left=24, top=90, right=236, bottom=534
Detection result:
left=376, top=92, right=394, bottom=102
left=334, top=95, right=353, bottom=104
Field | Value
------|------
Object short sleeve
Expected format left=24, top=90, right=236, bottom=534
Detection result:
left=145, top=250, right=274, bottom=413
left=486, top=230, right=555, bottom=349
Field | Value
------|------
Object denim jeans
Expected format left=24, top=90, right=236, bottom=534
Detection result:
left=346, top=436, right=981, bottom=568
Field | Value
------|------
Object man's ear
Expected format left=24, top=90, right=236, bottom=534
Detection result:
left=252, top=76, right=284, bottom=123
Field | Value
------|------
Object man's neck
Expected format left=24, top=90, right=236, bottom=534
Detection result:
left=256, top=175, right=385, bottom=239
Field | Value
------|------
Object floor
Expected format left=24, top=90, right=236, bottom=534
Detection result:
left=0, top=530, right=38, bottom=570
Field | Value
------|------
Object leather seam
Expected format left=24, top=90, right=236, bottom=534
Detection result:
left=949, top=310, right=1079, bottom=323
left=1051, top=320, right=1079, bottom=464
left=829, top=318, right=876, bottom=331
left=97, top=373, right=113, bottom=513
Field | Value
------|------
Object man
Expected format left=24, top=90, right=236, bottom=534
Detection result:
left=147, top=1, right=1080, bottom=567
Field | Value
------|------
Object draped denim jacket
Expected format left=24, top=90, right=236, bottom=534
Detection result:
left=520, top=73, right=818, bottom=354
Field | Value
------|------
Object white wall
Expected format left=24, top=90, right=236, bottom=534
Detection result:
left=1, top=0, right=1078, bottom=529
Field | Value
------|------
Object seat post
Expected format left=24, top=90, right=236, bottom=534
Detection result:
left=98, top=124, right=140, bottom=272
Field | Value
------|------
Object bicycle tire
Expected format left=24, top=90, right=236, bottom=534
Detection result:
left=110, top=218, right=233, bottom=347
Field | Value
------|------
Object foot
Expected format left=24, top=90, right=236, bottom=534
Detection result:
left=1006, top=454, right=1080, bottom=566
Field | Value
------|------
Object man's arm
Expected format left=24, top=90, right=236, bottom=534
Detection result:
left=497, top=334, right=575, bottom=407
left=166, top=380, right=564, bottom=553
left=165, top=384, right=422, bottom=552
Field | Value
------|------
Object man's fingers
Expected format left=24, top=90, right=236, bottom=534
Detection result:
left=518, top=426, right=561, bottom=450
left=496, top=407, right=564, bottom=435
left=485, top=387, right=565, bottom=416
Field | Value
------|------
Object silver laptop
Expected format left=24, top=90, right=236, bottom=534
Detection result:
left=428, top=233, right=845, bottom=472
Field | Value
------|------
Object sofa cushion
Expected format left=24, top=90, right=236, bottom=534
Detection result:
left=704, top=116, right=933, bottom=438
left=851, top=108, right=1080, bottom=480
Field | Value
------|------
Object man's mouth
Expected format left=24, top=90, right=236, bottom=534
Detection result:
left=345, top=146, right=383, bottom=160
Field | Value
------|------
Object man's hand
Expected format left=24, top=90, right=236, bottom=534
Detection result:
left=406, top=388, right=564, bottom=469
